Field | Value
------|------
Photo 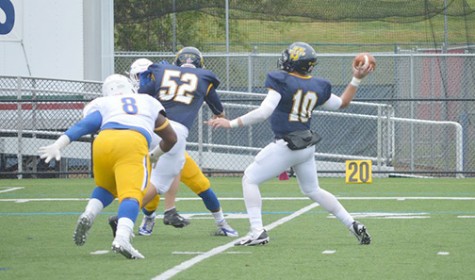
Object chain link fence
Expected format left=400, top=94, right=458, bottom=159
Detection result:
left=1, top=52, right=475, bottom=178
left=0, top=77, right=102, bottom=178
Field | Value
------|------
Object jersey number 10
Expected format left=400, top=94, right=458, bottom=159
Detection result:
left=290, top=90, right=318, bottom=123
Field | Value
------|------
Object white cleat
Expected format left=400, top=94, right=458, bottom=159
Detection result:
left=234, top=229, right=269, bottom=246
left=138, top=213, right=156, bottom=236
left=111, top=237, right=145, bottom=259
left=73, top=213, right=93, bottom=246
left=350, top=221, right=371, bottom=245
left=214, top=222, right=239, bottom=237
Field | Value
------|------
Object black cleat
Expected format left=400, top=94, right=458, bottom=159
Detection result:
left=163, top=208, right=190, bottom=228
left=108, top=215, right=118, bottom=238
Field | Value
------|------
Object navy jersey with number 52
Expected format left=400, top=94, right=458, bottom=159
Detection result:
left=139, top=63, right=223, bottom=130
left=265, top=70, right=332, bottom=138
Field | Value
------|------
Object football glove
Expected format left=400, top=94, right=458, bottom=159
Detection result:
left=38, top=135, right=71, bottom=163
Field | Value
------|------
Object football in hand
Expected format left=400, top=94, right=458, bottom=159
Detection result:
left=353, top=53, right=376, bottom=70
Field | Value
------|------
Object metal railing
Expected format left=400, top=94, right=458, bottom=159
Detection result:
left=2, top=51, right=475, bottom=178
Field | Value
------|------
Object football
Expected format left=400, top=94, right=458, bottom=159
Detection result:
left=353, top=53, right=376, bottom=70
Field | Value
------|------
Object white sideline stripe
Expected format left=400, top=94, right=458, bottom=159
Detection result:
left=0, top=198, right=88, bottom=202
left=1, top=196, right=475, bottom=203
left=172, top=251, right=252, bottom=255
left=176, top=196, right=475, bottom=201
left=90, top=250, right=109, bottom=255
left=322, top=250, right=336, bottom=254
left=0, top=187, right=24, bottom=193
left=152, top=203, right=320, bottom=280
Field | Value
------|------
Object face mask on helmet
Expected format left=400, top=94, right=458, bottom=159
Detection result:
left=278, top=42, right=318, bottom=75
left=129, top=58, right=153, bottom=87
left=174, top=47, right=204, bottom=68
left=102, top=74, right=137, bottom=97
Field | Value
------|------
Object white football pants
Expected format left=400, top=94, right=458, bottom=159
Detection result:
left=149, top=120, right=187, bottom=195
left=243, top=139, right=354, bottom=232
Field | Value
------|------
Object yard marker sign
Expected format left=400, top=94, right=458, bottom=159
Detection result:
left=345, top=160, right=372, bottom=184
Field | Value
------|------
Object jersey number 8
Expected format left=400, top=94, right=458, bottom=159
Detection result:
left=121, top=97, right=138, bottom=114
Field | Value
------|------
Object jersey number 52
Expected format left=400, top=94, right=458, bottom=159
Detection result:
left=159, top=70, right=198, bottom=104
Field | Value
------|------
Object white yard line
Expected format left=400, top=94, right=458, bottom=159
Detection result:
left=0, top=187, right=24, bottom=193
left=151, top=203, right=320, bottom=280
left=0, top=198, right=88, bottom=202
left=1, top=196, right=475, bottom=203
left=177, top=197, right=475, bottom=201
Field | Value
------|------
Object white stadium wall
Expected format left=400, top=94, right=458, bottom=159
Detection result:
left=0, top=0, right=114, bottom=81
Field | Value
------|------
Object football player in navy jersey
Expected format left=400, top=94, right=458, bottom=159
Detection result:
left=109, top=47, right=238, bottom=238
left=207, top=42, right=374, bottom=246
left=126, top=58, right=192, bottom=232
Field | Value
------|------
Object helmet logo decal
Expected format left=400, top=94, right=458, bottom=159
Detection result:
left=289, top=46, right=306, bottom=61
left=280, top=42, right=317, bottom=74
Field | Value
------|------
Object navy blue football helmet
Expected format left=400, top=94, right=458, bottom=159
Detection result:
left=174, top=47, right=204, bottom=68
left=278, top=42, right=317, bottom=74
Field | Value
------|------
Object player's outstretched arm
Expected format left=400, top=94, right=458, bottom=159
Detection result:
left=38, top=111, right=102, bottom=163
left=206, top=89, right=280, bottom=129
left=339, top=61, right=375, bottom=109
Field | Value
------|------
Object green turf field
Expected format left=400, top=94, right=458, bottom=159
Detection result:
left=1, top=177, right=474, bottom=280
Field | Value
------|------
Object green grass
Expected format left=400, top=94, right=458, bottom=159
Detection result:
left=231, top=18, right=475, bottom=53
left=200, top=0, right=475, bottom=53
left=1, top=177, right=475, bottom=279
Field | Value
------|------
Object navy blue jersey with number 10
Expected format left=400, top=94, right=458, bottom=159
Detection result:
left=139, top=63, right=223, bottom=131
left=264, top=70, right=332, bottom=138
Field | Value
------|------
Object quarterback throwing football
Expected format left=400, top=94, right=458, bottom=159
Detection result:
left=207, top=42, right=374, bottom=246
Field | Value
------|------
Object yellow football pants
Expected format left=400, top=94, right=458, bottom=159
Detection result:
left=93, top=130, right=150, bottom=207
left=144, top=151, right=210, bottom=212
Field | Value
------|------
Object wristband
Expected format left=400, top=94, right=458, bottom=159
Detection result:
left=55, top=135, right=71, bottom=150
left=149, top=144, right=165, bottom=165
left=350, top=77, right=362, bottom=87
left=151, top=144, right=165, bottom=157
left=229, top=118, right=240, bottom=128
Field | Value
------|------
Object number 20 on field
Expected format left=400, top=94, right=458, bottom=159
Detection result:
left=345, top=160, right=373, bottom=184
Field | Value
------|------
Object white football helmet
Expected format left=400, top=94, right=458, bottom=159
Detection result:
left=129, top=58, right=153, bottom=88
left=102, top=74, right=136, bottom=97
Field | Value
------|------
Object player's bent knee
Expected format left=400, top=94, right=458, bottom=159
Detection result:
left=144, top=195, right=159, bottom=212
left=117, top=191, right=143, bottom=205
left=182, top=173, right=210, bottom=194
left=243, top=174, right=259, bottom=186
left=300, top=186, right=320, bottom=198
